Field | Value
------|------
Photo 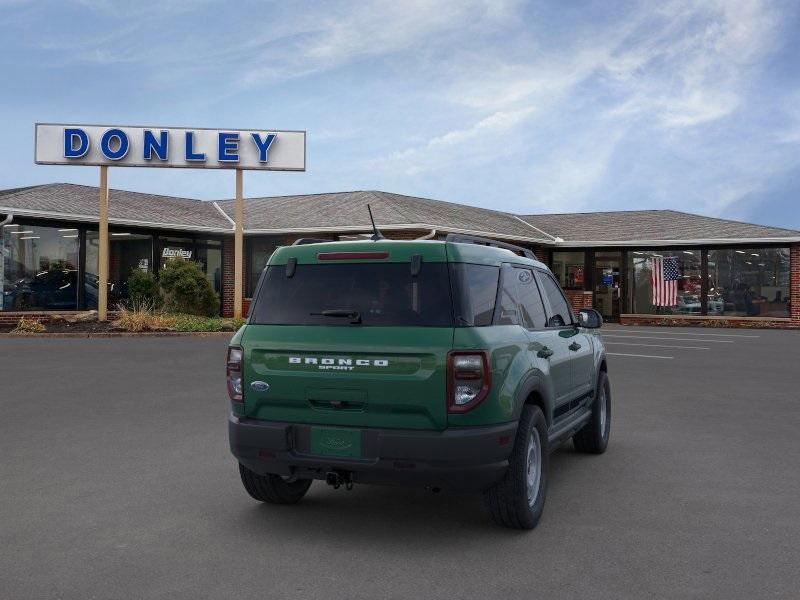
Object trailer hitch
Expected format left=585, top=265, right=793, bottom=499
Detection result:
left=325, top=470, right=354, bottom=490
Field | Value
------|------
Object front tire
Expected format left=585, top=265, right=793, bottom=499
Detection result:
left=573, top=371, right=611, bottom=454
left=484, top=405, right=549, bottom=530
left=238, top=464, right=312, bottom=504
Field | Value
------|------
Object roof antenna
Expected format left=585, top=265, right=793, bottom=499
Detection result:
left=367, top=204, right=384, bottom=241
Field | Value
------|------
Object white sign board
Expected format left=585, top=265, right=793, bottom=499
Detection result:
left=34, top=123, right=306, bottom=171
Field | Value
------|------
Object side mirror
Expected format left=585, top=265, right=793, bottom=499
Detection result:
left=578, top=308, right=603, bottom=329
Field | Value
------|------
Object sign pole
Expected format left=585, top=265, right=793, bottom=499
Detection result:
left=234, top=168, right=244, bottom=320
left=98, top=166, right=109, bottom=321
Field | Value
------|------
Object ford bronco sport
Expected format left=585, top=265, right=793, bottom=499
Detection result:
left=228, top=234, right=609, bottom=529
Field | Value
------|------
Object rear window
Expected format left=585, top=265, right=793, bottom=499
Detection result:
left=250, top=263, right=453, bottom=327
left=449, top=263, right=500, bottom=326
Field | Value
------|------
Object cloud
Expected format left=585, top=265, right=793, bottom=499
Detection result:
left=376, top=106, right=536, bottom=175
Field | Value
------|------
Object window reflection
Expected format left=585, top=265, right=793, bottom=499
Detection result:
left=85, top=230, right=153, bottom=308
left=707, top=248, right=790, bottom=318
left=629, top=250, right=702, bottom=315
left=551, top=251, right=585, bottom=290
left=1, top=224, right=80, bottom=310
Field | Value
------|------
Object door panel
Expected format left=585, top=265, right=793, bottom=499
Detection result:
left=528, top=329, right=572, bottom=407
left=565, top=329, right=594, bottom=398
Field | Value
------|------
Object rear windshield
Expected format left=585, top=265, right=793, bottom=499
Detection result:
left=250, top=263, right=453, bottom=327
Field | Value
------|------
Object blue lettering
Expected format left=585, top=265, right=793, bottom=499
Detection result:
left=143, top=130, right=168, bottom=160
left=218, top=132, right=239, bottom=162
left=64, top=128, right=89, bottom=158
left=185, top=131, right=205, bottom=161
left=251, top=133, right=276, bottom=162
left=100, top=128, right=129, bottom=160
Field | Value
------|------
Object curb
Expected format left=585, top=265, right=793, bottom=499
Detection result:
left=0, top=331, right=235, bottom=339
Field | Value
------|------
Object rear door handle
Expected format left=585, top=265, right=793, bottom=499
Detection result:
left=537, top=347, right=554, bottom=359
left=568, top=342, right=581, bottom=351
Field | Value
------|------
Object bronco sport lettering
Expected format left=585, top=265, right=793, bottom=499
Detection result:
left=227, top=234, right=610, bottom=529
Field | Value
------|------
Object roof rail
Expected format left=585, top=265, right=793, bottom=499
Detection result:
left=291, top=238, right=335, bottom=246
left=445, top=233, right=537, bottom=260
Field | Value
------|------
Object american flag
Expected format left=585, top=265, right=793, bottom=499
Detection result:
left=651, top=256, right=679, bottom=306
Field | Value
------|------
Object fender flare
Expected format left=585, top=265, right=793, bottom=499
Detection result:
left=512, top=372, right=554, bottom=426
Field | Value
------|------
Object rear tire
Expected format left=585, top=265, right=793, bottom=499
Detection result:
left=573, top=371, right=611, bottom=454
left=484, top=405, right=548, bottom=530
left=238, top=464, right=312, bottom=504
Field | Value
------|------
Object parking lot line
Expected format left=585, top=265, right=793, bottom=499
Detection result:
left=603, top=329, right=759, bottom=338
left=604, top=342, right=710, bottom=350
left=606, top=352, right=674, bottom=359
left=601, top=334, right=734, bottom=343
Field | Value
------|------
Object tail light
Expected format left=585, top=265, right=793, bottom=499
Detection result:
left=227, top=346, right=243, bottom=402
left=447, top=350, right=491, bottom=413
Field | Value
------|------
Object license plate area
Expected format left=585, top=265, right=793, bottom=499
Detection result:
left=310, top=427, right=362, bottom=458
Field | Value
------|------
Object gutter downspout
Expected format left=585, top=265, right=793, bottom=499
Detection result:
left=416, top=228, right=437, bottom=240
left=0, top=213, right=12, bottom=226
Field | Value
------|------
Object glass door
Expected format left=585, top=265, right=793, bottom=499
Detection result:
left=593, top=251, right=622, bottom=322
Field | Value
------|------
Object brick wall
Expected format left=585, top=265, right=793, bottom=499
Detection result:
left=221, top=237, right=236, bottom=317
left=0, top=311, right=120, bottom=326
left=563, top=290, right=593, bottom=312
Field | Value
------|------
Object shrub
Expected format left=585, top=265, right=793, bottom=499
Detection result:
left=159, top=259, right=220, bottom=317
left=127, top=269, right=162, bottom=308
left=11, top=317, right=46, bottom=334
left=114, top=303, right=174, bottom=332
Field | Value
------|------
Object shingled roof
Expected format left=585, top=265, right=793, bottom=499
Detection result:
left=0, top=183, right=231, bottom=232
left=519, top=210, right=800, bottom=244
left=1, top=183, right=798, bottom=244
left=215, top=190, right=549, bottom=242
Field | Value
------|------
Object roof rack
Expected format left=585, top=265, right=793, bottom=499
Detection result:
left=445, top=233, right=537, bottom=260
left=291, top=238, right=335, bottom=246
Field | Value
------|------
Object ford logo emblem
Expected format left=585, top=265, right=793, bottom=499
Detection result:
left=250, top=381, right=270, bottom=392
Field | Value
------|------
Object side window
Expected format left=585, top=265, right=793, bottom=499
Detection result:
left=537, top=271, right=573, bottom=327
left=449, top=263, right=500, bottom=326
left=495, top=265, right=520, bottom=325
left=515, top=268, right=547, bottom=329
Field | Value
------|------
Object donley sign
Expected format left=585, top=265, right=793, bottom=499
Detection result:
left=33, top=122, right=306, bottom=321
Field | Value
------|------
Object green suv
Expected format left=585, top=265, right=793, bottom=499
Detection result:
left=228, top=235, right=610, bottom=529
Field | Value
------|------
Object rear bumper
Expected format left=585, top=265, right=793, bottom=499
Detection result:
left=229, top=414, right=517, bottom=492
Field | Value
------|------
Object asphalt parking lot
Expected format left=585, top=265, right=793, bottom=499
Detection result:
left=2, top=326, right=799, bottom=600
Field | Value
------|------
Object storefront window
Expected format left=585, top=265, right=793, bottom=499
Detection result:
left=629, top=249, right=702, bottom=314
left=196, top=240, right=222, bottom=299
left=2, top=223, right=80, bottom=311
left=159, top=237, right=195, bottom=271
left=248, top=237, right=282, bottom=296
left=551, top=251, right=585, bottom=290
left=707, top=248, right=790, bottom=318
left=85, top=231, right=154, bottom=308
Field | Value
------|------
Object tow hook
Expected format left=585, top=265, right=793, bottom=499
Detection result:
left=325, top=470, right=354, bottom=490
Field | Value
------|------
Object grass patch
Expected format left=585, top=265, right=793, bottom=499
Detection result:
left=113, top=304, right=244, bottom=333
left=11, top=317, right=46, bottom=334
left=114, top=305, right=174, bottom=332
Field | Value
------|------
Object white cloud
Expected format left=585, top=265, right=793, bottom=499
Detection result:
left=378, top=106, right=536, bottom=175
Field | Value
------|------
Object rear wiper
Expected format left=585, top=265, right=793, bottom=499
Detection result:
left=310, top=309, right=362, bottom=324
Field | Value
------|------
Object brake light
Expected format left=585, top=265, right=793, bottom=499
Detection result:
left=317, top=251, right=390, bottom=260
left=227, top=346, right=243, bottom=402
left=447, top=350, right=491, bottom=413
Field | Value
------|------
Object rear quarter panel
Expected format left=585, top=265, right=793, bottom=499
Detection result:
left=447, top=325, right=533, bottom=427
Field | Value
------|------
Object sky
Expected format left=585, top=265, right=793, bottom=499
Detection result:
left=1, top=0, right=799, bottom=229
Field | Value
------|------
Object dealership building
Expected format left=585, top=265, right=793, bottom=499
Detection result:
left=1, top=182, right=799, bottom=328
